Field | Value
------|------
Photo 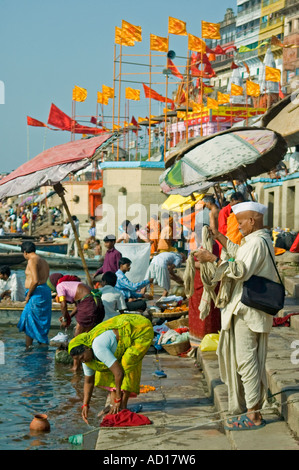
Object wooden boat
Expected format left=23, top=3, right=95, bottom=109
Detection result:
left=0, top=301, right=63, bottom=328
left=0, top=237, right=68, bottom=255
left=0, top=242, right=102, bottom=270
left=0, top=253, right=25, bottom=266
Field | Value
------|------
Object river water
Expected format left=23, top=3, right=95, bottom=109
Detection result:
left=0, top=267, right=107, bottom=450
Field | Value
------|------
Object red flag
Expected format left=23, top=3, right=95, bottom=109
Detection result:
left=131, top=116, right=140, bottom=134
left=167, top=58, right=183, bottom=80
left=214, top=45, right=225, bottom=55
left=279, top=83, right=285, bottom=99
left=27, top=116, right=47, bottom=127
left=204, top=62, right=216, bottom=78
left=143, top=84, right=174, bottom=104
left=231, top=61, right=239, bottom=70
left=48, top=104, right=104, bottom=135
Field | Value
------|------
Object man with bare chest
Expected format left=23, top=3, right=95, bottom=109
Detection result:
left=17, top=242, right=52, bottom=348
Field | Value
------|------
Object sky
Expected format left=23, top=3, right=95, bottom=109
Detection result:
left=0, top=0, right=236, bottom=174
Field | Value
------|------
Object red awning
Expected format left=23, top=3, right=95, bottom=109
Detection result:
left=0, top=134, right=112, bottom=187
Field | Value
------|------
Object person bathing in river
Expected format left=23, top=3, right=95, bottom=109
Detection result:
left=17, top=242, right=52, bottom=349
left=47, top=273, right=105, bottom=371
left=68, top=314, right=154, bottom=423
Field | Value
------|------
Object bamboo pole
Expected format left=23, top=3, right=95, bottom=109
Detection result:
left=149, top=44, right=152, bottom=160
left=186, top=49, right=190, bottom=144
left=53, top=182, right=93, bottom=288
left=117, top=43, right=123, bottom=161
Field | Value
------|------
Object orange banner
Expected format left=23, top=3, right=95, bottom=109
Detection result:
left=150, top=34, right=168, bottom=52
left=125, top=87, right=140, bottom=101
left=207, top=97, right=219, bottom=109
left=202, top=21, right=221, bottom=39
left=72, top=86, right=87, bottom=102
left=231, top=83, right=243, bottom=96
left=97, top=92, right=109, bottom=105
left=168, top=17, right=187, bottom=36
left=102, top=85, right=114, bottom=99
left=122, top=20, right=142, bottom=42
left=265, top=66, right=281, bottom=82
left=115, top=26, right=135, bottom=46
left=246, top=80, right=260, bottom=97
left=188, top=34, right=206, bottom=53
left=217, top=92, right=230, bottom=104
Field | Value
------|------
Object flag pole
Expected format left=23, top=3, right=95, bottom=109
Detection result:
left=27, top=126, right=30, bottom=161
left=164, top=34, right=169, bottom=161
left=186, top=48, right=190, bottom=144
left=200, top=37, right=204, bottom=137
left=111, top=43, right=116, bottom=154
left=246, top=89, right=249, bottom=125
left=53, top=183, right=93, bottom=289
left=149, top=42, right=152, bottom=160
left=117, top=43, right=123, bottom=161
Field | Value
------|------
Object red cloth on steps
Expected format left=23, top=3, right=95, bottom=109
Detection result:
left=100, top=409, right=152, bottom=427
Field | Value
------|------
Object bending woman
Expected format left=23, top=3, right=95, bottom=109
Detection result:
left=68, top=314, right=154, bottom=423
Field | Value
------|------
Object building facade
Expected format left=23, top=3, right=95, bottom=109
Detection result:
left=281, top=0, right=299, bottom=93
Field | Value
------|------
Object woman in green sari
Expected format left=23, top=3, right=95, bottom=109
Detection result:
left=68, top=313, right=154, bottom=423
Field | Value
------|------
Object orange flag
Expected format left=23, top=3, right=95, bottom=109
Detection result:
left=122, top=20, right=142, bottom=42
left=202, top=21, right=221, bottom=39
left=102, top=85, right=114, bottom=99
left=207, top=97, right=219, bottom=110
left=115, top=26, right=135, bottom=46
left=217, top=92, right=230, bottom=104
left=246, top=80, right=260, bottom=97
left=72, top=86, right=87, bottom=102
left=125, top=87, right=140, bottom=101
left=168, top=17, right=187, bottom=36
left=27, top=116, right=48, bottom=127
left=150, top=34, right=168, bottom=52
left=188, top=34, right=206, bottom=53
left=265, top=66, right=281, bottom=82
left=97, top=92, right=109, bottom=105
left=231, top=83, right=243, bottom=96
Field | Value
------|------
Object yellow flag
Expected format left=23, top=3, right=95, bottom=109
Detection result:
left=113, top=124, right=122, bottom=130
left=122, top=20, right=142, bottom=42
left=265, top=66, right=281, bottom=82
left=191, top=102, right=203, bottom=113
left=177, top=111, right=187, bottom=119
left=72, top=86, right=87, bottom=102
left=168, top=17, right=187, bottom=36
left=217, top=92, right=230, bottom=104
left=97, top=92, right=109, bottom=105
left=202, top=21, right=221, bottom=39
left=138, top=117, right=148, bottom=122
left=125, top=87, right=140, bottom=101
left=115, top=26, right=135, bottom=46
left=231, top=83, right=243, bottom=96
left=102, top=85, right=114, bottom=99
left=188, top=34, right=206, bottom=53
left=207, top=97, right=219, bottom=110
left=246, top=80, right=260, bottom=97
left=150, top=34, right=168, bottom=52
left=203, top=85, right=213, bottom=94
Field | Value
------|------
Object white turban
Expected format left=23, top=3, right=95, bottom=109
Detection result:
left=232, top=201, right=267, bottom=215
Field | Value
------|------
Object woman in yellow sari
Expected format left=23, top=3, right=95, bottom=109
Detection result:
left=68, top=314, right=154, bottom=423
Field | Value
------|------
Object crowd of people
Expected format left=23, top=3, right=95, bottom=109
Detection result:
left=0, top=204, right=63, bottom=236
left=1, top=188, right=296, bottom=431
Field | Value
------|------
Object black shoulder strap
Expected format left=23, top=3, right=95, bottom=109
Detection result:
left=261, top=237, right=284, bottom=287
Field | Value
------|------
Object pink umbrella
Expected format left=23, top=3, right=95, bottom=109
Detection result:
left=0, top=134, right=114, bottom=286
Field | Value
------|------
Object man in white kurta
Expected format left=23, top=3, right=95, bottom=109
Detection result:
left=145, top=251, right=184, bottom=296
left=194, top=202, right=277, bottom=430
left=0, top=266, right=25, bottom=301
